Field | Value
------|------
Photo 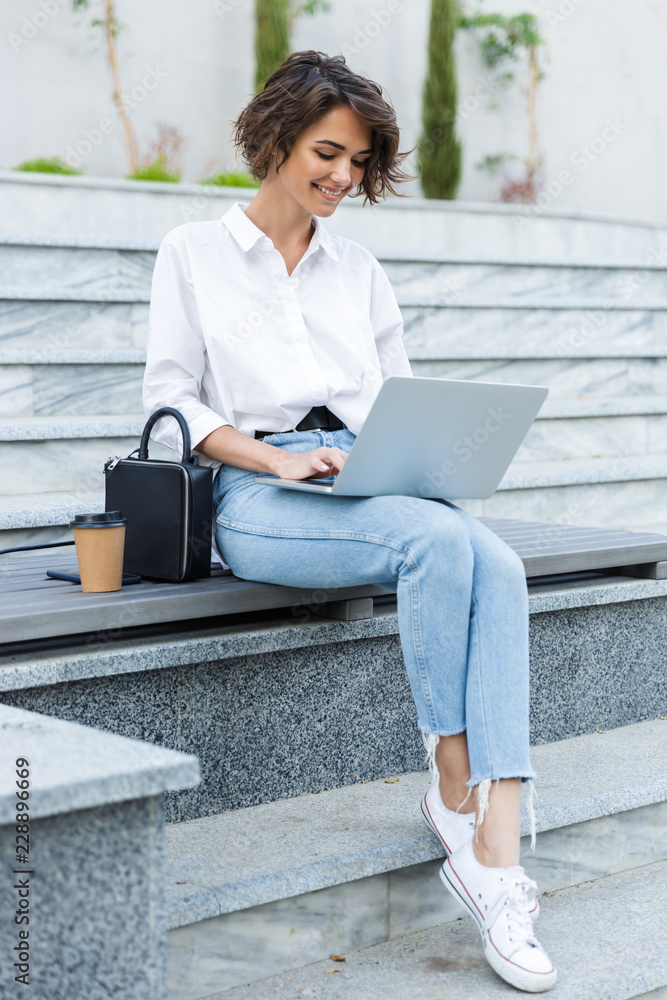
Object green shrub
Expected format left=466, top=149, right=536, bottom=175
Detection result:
left=13, top=156, right=84, bottom=175
left=419, top=0, right=462, bottom=200
left=199, top=172, right=261, bottom=188
left=255, top=0, right=290, bottom=95
left=126, top=154, right=181, bottom=183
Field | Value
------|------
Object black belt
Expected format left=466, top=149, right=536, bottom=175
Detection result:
left=254, top=405, right=345, bottom=440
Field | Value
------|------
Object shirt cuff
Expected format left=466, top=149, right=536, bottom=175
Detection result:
left=189, top=412, right=231, bottom=451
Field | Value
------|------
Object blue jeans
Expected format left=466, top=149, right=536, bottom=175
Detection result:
left=214, top=427, right=537, bottom=832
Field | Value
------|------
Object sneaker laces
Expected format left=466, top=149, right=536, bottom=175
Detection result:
left=487, top=871, right=541, bottom=956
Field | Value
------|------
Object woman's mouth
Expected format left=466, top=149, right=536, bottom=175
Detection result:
left=312, top=183, right=342, bottom=202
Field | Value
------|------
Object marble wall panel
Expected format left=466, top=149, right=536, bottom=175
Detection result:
left=0, top=300, right=135, bottom=350
left=0, top=437, right=173, bottom=494
left=411, top=358, right=667, bottom=398
left=0, top=244, right=155, bottom=297
left=32, top=363, right=144, bottom=415
left=131, top=302, right=150, bottom=347
left=383, top=261, right=667, bottom=306
left=483, top=477, right=667, bottom=534
left=648, top=415, right=667, bottom=454
left=515, top=415, right=648, bottom=463
left=166, top=873, right=389, bottom=1000
left=0, top=364, right=32, bottom=416
left=403, top=306, right=666, bottom=356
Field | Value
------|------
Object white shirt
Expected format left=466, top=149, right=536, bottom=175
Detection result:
left=143, top=200, right=413, bottom=466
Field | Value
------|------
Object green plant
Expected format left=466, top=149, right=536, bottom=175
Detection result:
left=254, top=0, right=331, bottom=94
left=126, top=154, right=180, bottom=182
left=459, top=2, right=546, bottom=202
left=199, top=171, right=261, bottom=188
left=418, top=0, right=462, bottom=200
left=127, top=123, right=185, bottom=183
left=458, top=7, right=543, bottom=89
left=13, top=156, right=85, bottom=175
left=475, top=152, right=519, bottom=173
left=71, top=0, right=138, bottom=173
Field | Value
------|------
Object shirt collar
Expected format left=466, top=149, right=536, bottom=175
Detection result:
left=222, top=201, right=339, bottom=263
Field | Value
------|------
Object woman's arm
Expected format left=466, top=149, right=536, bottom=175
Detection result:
left=196, top=424, right=291, bottom=473
left=144, top=229, right=349, bottom=477
left=369, top=256, right=413, bottom=381
left=197, top=424, right=349, bottom=479
left=143, top=232, right=234, bottom=456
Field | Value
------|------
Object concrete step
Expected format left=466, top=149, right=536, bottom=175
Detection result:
left=213, top=862, right=667, bottom=1000
left=4, top=172, right=667, bottom=259
left=162, top=718, right=667, bottom=998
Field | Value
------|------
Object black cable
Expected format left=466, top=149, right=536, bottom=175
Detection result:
left=0, top=540, right=75, bottom=556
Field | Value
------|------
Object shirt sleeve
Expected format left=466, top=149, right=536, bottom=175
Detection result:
left=143, top=231, right=232, bottom=454
left=369, top=256, right=413, bottom=380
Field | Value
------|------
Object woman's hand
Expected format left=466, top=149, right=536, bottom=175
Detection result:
left=274, top=446, right=349, bottom=481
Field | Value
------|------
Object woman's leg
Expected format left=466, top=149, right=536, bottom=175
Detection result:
left=426, top=499, right=534, bottom=867
left=435, top=729, right=522, bottom=866
left=214, top=432, right=535, bottom=804
left=215, top=431, right=554, bottom=989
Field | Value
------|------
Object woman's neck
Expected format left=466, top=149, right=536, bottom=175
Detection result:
left=244, top=183, right=315, bottom=251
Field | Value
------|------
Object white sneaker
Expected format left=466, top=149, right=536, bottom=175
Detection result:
left=421, top=777, right=539, bottom=920
left=441, top=838, right=556, bottom=993
left=421, top=776, right=477, bottom=855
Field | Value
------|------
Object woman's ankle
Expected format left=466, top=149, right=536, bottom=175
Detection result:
left=438, top=777, right=475, bottom=814
left=472, top=835, right=520, bottom=869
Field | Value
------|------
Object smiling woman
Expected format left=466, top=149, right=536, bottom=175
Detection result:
left=142, top=49, right=557, bottom=993
left=232, top=49, right=416, bottom=207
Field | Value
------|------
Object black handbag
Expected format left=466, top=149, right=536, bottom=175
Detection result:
left=104, top=407, right=213, bottom=582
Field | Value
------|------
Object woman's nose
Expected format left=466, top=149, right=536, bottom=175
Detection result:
left=330, top=163, right=352, bottom=186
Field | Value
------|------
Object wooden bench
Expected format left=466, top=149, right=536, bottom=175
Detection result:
left=3, top=517, right=666, bottom=646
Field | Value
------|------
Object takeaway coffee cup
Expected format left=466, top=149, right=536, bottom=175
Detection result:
left=70, top=511, right=127, bottom=593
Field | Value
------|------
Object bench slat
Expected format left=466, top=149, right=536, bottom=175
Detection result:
left=1, top=518, right=666, bottom=645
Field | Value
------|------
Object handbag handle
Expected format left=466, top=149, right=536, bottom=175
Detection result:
left=138, top=407, right=195, bottom=464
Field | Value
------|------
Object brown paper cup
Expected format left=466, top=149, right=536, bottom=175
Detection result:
left=73, top=524, right=126, bottom=593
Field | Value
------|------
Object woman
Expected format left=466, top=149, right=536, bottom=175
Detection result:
left=143, top=50, right=556, bottom=993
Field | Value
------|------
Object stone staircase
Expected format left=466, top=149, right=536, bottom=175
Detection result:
left=163, top=719, right=667, bottom=999
left=2, top=190, right=667, bottom=998
left=2, top=232, right=667, bottom=546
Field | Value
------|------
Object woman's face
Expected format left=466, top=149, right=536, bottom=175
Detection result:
left=275, top=105, right=373, bottom=215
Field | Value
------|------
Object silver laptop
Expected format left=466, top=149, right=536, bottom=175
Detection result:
left=253, top=376, right=548, bottom=500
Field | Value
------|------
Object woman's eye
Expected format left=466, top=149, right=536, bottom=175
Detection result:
left=315, top=151, right=367, bottom=169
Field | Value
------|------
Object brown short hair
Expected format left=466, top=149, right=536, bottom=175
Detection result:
left=231, top=50, right=417, bottom=206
